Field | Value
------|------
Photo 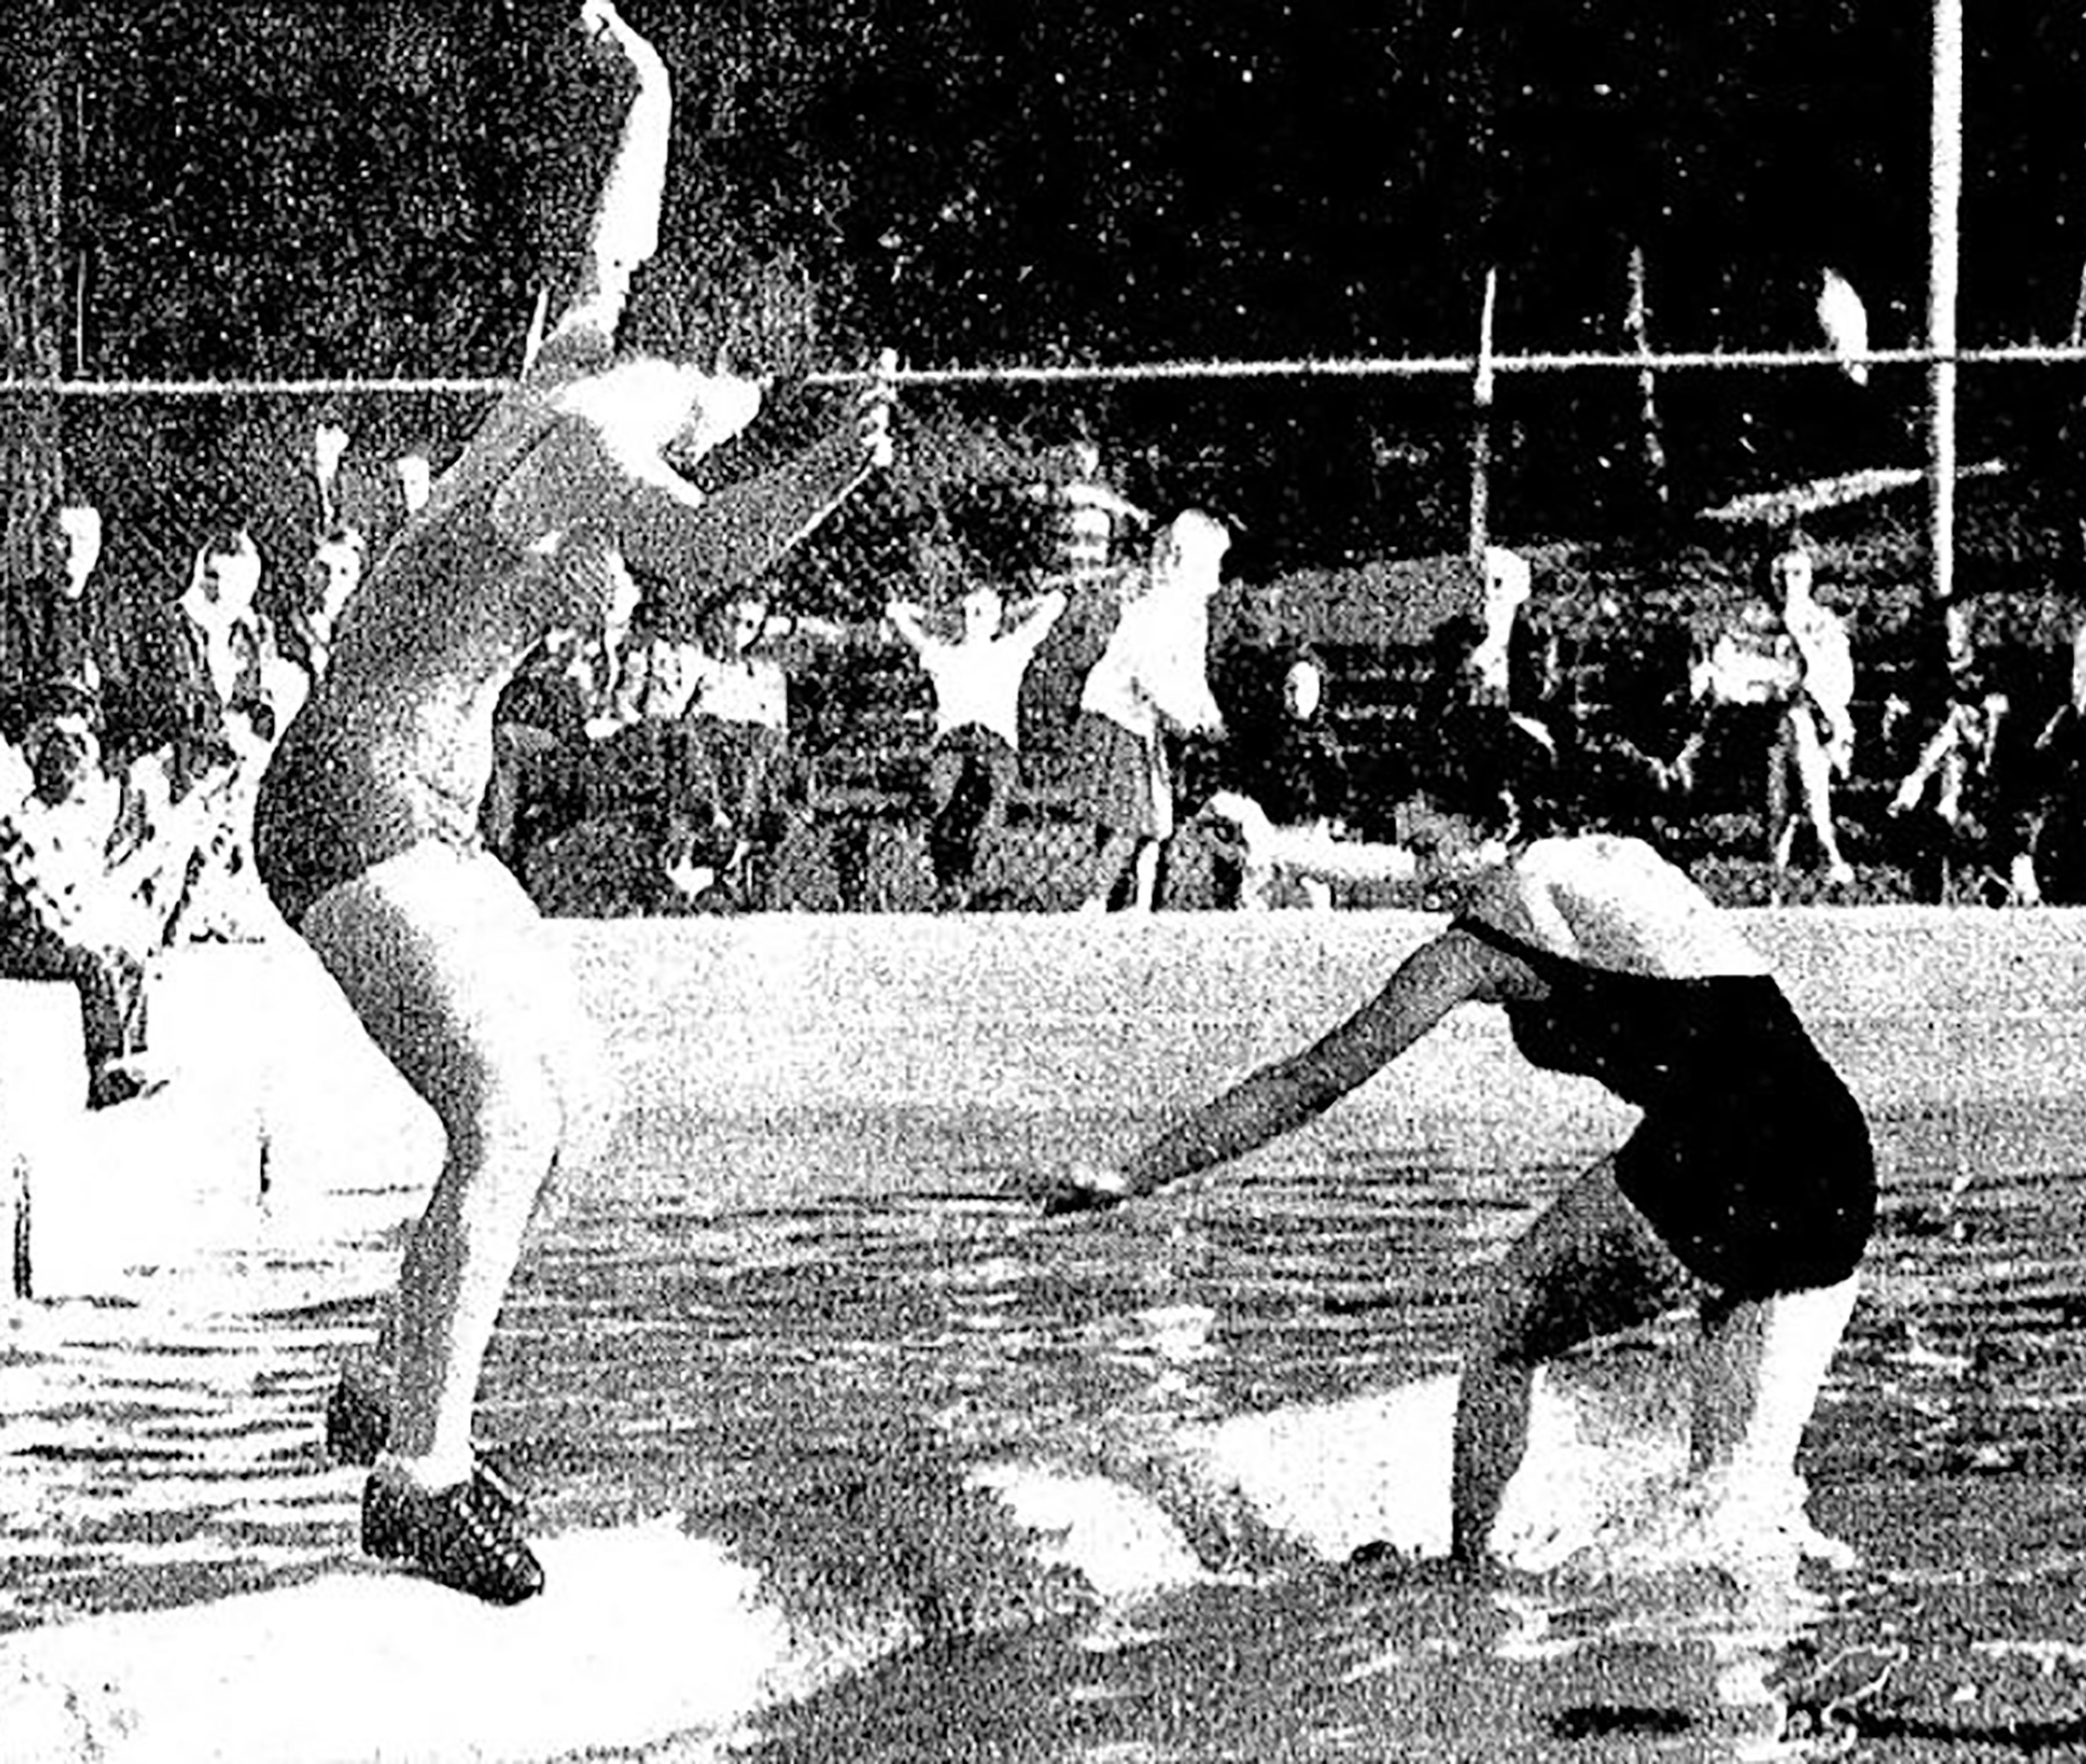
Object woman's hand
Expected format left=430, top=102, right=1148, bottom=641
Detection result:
left=1025, top=1159, right=1136, bottom=1217
left=1197, top=789, right=1273, bottom=861
left=577, top=0, right=645, bottom=58
left=858, top=350, right=897, bottom=470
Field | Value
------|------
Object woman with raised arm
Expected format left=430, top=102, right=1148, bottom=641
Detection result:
left=1043, top=710, right=1874, bottom=1571
left=253, top=0, right=893, bottom=1605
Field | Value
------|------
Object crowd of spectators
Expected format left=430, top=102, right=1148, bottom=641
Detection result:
left=10, top=419, right=2086, bottom=1102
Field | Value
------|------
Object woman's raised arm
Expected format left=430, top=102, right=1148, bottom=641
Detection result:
left=535, top=0, right=674, bottom=364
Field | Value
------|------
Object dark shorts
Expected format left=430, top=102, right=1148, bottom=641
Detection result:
left=1615, top=998, right=1875, bottom=1299
left=926, top=725, right=1019, bottom=867
left=255, top=725, right=485, bottom=928
left=1069, top=710, right=1170, bottom=839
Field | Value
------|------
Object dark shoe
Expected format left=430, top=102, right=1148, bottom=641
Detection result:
left=362, top=1471, right=545, bottom=1606
left=1347, top=1537, right=1412, bottom=1570
left=87, top=1059, right=170, bottom=1110
left=326, top=1375, right=526, bottom=1520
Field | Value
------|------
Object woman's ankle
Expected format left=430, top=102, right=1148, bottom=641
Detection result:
left=374, top=1446, right=476, bottom=1493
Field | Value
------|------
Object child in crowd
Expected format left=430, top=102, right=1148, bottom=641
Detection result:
left=1680, top=533, right=1856, bottom=888
left=0, top=676, right=239, bottom=1106
left=887, top=578, right=1066, bottom=909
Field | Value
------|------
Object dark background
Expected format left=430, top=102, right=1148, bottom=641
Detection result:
left=8, top=1, right=2086, bottom=574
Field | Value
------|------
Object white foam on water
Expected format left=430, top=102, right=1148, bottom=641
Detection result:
left=1178, top=1371, right=1462, bottom=1564
left=0, top=1521, right=874, bottom=1764
left=968, top=1463, right=1210, bottom=1602
left=1169, top=1359, right=1697, bottom=1573
left=980, top=1344, right=1851, bottom=1597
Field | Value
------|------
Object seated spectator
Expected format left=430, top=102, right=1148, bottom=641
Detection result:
left=124, top=525, right=282, bottom=797
left=4, top=499, right=123, bottom=743
left=496, top=554, right=642, bottom=896
left=1670, top=531, right=1856, bottom=887
left=587, top=596, right=709, bottom=893
left=1468, top=545, right=1534, bottom=708
left=1211, top=646, right=1350, bottom=909
left=1069, top=510, right=1229, bottom=912
left=1887, top=658, right=2015, bottom=903
left=676, top=589, right=797, bottom=907
left=610, top=594, right=705, bottom=731
left=394, top=449, right=433, bottom=519
left=1575, top=613, right=1699, bottom=833
left=0, top=677, right=218, bottom=1106
left=269, top=525, right=367, bottom=732
left=1407, top=551, right=1566, bottom=825
left=483, top=627, right=604, bottom=870
left=162, top=696, right=279, bottom=944
left=887, top=578, right=1067, bottom=909
left=2009, top=618, right=2086, bottom=906
left=183, top=529, right=275, bottom=720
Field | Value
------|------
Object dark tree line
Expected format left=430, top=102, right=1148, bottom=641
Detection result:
left=2, top=2, right=2083, bottom=581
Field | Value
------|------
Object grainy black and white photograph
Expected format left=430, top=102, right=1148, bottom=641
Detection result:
left=3, top=1, right=2085, bottom=1757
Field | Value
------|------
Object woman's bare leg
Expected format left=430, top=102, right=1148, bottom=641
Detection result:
left=1789, top=712, right=1853, bottom=882
left=300, top=843, right=614, bottom=1484
left=1452, top=1160, right=1699, bottom=1565
left=1691, top=1276, right=1861, bottom=1487
left=1129, top=837, right=1161, bottom=911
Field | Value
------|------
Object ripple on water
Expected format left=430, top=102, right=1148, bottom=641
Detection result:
left=7, top=1072, right=2086, bottom=1757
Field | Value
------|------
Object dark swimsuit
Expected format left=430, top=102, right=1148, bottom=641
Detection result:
left=1455, top=916, right=1874, bottom=1300
left=253, top=362, right=613, bottom=929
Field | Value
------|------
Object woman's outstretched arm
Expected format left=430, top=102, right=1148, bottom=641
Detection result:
left=1045, top=931, right=1500, bottom=1214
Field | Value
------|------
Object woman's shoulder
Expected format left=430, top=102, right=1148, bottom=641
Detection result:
left=1475, top=836, right=1765, bottom=977
left=1515, top=832, right=1672, bottom=886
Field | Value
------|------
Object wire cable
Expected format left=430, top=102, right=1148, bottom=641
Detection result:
left=6, top=343, right=2086, bottom=399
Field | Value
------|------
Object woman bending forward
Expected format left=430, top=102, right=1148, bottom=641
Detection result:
left=1047, top=715, right=1874, bottom=1568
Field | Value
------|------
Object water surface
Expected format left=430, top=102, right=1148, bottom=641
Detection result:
left=4, top=916, right=2085, bottom=1760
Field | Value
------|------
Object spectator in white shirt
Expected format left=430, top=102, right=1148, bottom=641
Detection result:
left=1067, top=510, right=1229, bottom=911
left=887, top=579, right=1067, bottom=909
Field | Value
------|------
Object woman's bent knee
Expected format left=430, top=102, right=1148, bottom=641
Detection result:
left=555, top=1028, right=619, bottom=1176
left=454, top=1076, right=566, bottom=1178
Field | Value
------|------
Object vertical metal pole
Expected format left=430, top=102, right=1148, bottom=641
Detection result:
left=1625, top=243, right=1668, bottom=513
left=69, top=80, right=83, bottom=379
left=1930, top=0, right=1964, bottom=662
left=1469, top=266, right=1497, bottom=559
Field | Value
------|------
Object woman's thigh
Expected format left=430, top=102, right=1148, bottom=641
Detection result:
left=297, top=841, right=605, bottom=1144
left=1485, top=1158, right=1706, bottom=1365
